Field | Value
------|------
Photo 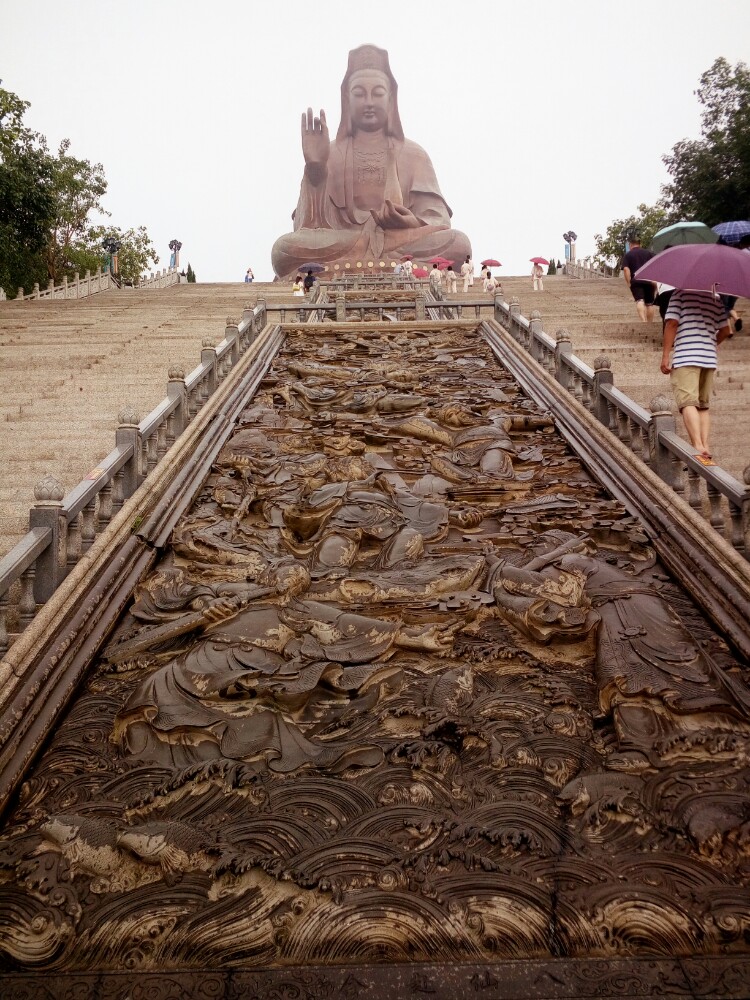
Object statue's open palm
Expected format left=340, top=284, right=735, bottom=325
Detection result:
left=301, top=108, right=329, bottom=169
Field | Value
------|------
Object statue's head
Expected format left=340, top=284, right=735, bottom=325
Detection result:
left=338, top=44, right=404, bottom=140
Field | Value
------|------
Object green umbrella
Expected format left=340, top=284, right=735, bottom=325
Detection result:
left=651, top=221, right=719, bottom=253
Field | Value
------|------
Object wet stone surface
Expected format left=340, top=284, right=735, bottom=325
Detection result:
left=1, top=323, right=749, bottom=978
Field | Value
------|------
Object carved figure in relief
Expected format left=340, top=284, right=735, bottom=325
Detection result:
left=271, top=45, right=471, bottom=279
left=488, top=530, right=750, bottom=756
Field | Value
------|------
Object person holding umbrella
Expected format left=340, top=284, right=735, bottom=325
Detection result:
left=660, top=287, right=732, bottom=464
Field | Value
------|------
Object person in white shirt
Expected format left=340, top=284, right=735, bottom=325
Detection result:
left=483, top=271, right=500, bottom=294
left=444, top=265, right=457, bottom=294
left=461, top=255, right=473, bottom=292
left=428, top=263, right=443, bottom=298
left=531, top=262, right=544, bottom=291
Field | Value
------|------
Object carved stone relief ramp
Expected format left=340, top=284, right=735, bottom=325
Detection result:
left=1, top=316, right=750, bottom=999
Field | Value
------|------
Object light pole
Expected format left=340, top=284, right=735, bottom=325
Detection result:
left=102, top=236, right=122, bottom=276
left=169, top=239, right=182, bottom=270
left=562, top=230, right=578, bottom=264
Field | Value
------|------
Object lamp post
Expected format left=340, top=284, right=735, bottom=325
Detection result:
left=562, top=230, right=578, bottom=264
left=168, top=239, right=182, bottom=270
left=102, top=236, right=122, bottom=276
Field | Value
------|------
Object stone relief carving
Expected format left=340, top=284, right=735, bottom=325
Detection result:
left=1, top=321, right=750, bottom=980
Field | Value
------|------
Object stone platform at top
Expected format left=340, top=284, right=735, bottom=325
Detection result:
left=272, top=44, right=471, bottom=281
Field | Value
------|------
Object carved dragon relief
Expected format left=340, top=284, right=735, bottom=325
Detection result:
left=1, top=324, right=750, bottom=977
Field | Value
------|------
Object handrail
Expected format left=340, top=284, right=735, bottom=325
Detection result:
left=1, top=266, right=180, bottom=302
left=0, top=298, right=268, bottom=654
left=494, top=294, right=750, bottom=557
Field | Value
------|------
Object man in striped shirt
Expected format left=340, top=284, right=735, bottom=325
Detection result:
left=661, top=289, right=731, bottom=463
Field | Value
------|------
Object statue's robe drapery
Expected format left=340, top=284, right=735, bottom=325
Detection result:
left=271, top=136, right=471, bottom=278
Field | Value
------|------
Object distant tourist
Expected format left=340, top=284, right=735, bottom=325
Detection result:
left=621, top=236, right=656, bottom=322
left=483, top=270, right=500, bottom=294
left=461, top=255, right=474, bottom=292
left=292, top=274, right=304, bottom=296
left=429, top=263, right=444, bottom=298
left=244, top=267, right=254, bottom=283
left=444, top=265, right=457, bottom=294
left=303, top=270, right=316, bottom=294
left=402, top=258, right=414, bottom=279
left=531, top=262, right=545, bottom=292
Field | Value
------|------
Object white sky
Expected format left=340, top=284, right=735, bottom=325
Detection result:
left=2, top=0, right=748, bottom=281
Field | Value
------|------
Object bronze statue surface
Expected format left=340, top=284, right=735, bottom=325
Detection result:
left=272, top=45, right=471, bottom=280
left=1, top=315, right=750, bottom=991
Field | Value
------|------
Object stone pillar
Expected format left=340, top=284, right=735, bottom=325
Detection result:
left=649, top=395, right=678, bottom=487
left=593, top=356, right=614, bottom=427
left=509, top=297, right=521, bottom=341
left=62, top=276, right=68, bottom=299
left=225, top=318, right=240, bottom=365
left=74, top=272, right=80, bottom=298
left=336, top=295, right=346, bottom=322
left=554, top=329, right=573, bottom=390
left=33, top=283, right=40, bottom=299
left=116, top=406, right=143, bottom=495
left=17, top=287, right=25, bottom=300
left=29, top=475, right=66, bottom=604
left=167, top=365, right=188, bottom=438
left=201, top=338, right=218, bottom=399
left=415, top=294, right=426, bottom=320
left=529, top=309, right=543, bottom=360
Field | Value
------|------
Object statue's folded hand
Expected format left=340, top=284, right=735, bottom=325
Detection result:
left=371, top=199, right=423, bottom=230
left=301, top=107, right=329, bottom=181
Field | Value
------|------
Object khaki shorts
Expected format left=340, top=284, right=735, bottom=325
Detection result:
left=671, top=365, right=715, bottom=410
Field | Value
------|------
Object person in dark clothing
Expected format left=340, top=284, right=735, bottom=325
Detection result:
left=303, top=270, right=316, bottom=294
left=622, top=236, right=656, bottom=322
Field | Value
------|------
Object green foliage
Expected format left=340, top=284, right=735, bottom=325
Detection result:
left=662, top=58, right=750, bottom=222
left=593, top=203, right=675, bottom=270
left=186, top=263, right=196, bottom=283
left=78, top=225, right=159, bottom=285
left=45, top=139, right=108, bottom=282
left=547, top=258, right=556, bottom=275
left=0, top=83, right=55, bottom=297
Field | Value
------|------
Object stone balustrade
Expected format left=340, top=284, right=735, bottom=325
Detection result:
left=1, top=266, right=180, bottom=302
left=563, top=260, right=616, bottom=279
left=0, top=299, right=267, bottom=654
left=494, top=295, right=750, bottom=556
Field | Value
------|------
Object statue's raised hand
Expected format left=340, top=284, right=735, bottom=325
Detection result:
left=371, top=199, right=422, bottom=230
left=301, top=108, right=329, bottom=185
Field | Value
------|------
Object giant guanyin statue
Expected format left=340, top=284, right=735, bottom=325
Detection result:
left=271, top=44, right=472, bottom=279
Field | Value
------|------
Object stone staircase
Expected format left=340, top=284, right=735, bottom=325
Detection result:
left=0, top=283, right=284, bottom=556
left=1, top=276, right=748, bottom=559
left=494, top=274, right=750, bottom=483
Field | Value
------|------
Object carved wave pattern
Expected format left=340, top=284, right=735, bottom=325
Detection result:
left=1, top=324, right=750, bottom=973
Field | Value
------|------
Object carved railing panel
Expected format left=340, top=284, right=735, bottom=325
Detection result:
left=1, top=322, right=749, bottom=985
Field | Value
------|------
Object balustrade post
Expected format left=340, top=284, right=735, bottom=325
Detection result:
left=62, top=276, right=68, bottom=299
left=85, top=269, right=91, bottom=297
left=47, top=279, right=54, bottom=295
left=225, top=318, right=240, bottom=366
left=167, top=365, right=187, bottom=439
left=74, top=272, right=80, bottom=298
left=28, top=474, right=66, bottom=604
left=493, top=292, right=505, bottom=325
left=33, top=282, right=40, bottom=299
left=592, top=356, right=614, bottom=426
left=529, top=310, right=543, bottom=362
left=509, top=298, right=521, bottom=341
left=116, top=406, right=143, bottom=495
left=649, top=395, right=678, bottom=488
left=17, top=287, right=25, bottom=300
left=335, top=295, right=346, bottom=322
left=415, top=294, right=426, bottom=320
left=200, top=339, right=218, bottom=402
left=554, top=329, right=572, bottom=390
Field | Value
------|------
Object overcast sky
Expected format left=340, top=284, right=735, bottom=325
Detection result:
left=2, top=0, right=748, bottom=281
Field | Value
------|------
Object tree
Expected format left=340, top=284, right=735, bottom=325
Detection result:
left=72, top=225, right=160, bottom=285
left=0, top=84, right=55, bottom=297
left=593, top=203, right=675, bottom=271
left=45, top=140, right=108, bottom=282
left=547, top=258, right=556, bottom=275
left=662, top=58, right=750, bottom=223
left=186, top=263, right=196, bottom=283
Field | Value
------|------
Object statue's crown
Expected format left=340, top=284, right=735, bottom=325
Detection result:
left=346, top=44, right=391, bottom=77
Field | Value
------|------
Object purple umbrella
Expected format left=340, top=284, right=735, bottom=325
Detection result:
left=712, top=221, right=750, bottom=245
left=634, top=243, right=750, bottom=298
left=299, top=262, right=325, bottom=272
